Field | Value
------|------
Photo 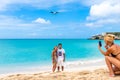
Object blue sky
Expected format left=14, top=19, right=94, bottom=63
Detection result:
left=0, top=0, right=120, bottom=39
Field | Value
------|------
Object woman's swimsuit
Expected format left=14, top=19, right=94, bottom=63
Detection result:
left=111, top=53, right=116, bottom=57
left=53, top=52, right=57, bottom=63
left=110, top=44, right=120, bottom=57
left=111, top=53, right=120, bottom=57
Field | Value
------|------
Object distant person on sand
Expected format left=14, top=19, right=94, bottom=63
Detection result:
left=98, top=34, right=120, bottom=77
left=52, top=46, right=58, bottom=72
left=57, top=43, right=65, bottom=71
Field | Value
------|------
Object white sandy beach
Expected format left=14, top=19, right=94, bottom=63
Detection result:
left=0, top=67, right=120, bottom=80
left=0, top=59, right=120, bottom=80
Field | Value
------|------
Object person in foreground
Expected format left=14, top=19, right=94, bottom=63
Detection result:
left=98, top=34, right=120, bottom=77
left=52, top=46, right=58, bottom=72
left=57, top=43, right=65, bottom=71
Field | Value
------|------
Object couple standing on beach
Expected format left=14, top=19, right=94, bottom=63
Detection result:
left=52, top=43, right=65, bottom=72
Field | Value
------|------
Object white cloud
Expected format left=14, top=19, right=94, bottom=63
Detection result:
left=0, top=15, right=54, bottom=38
left=0, top=0, right=80, bottom=11
left=0, top=15, right=25, bottom=27
left=88, top=0, right=120, bottom=20
left=33, top=18, right=51, bottom=24
left=86, top=18, right=120, bottom=27
left=28, top=32, right=38, bottom=37
left=0, top=0, right=11, bottom=11
left=0, top=15, right=52, bottom=31
left=58, top=9, right=68, bottom=12
left=86, top=0, right=120, bottom=27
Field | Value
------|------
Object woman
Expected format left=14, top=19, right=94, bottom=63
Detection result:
left=98, top=34, right=120, bottom=77
left=52, top=46, right=58, bottom=72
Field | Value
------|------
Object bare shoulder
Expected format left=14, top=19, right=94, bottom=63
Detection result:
left=52, top=50, right=54, bottom=55
left=112, top=44, right=120, bottom=48
left=52, top=50, right=56, bottom=54
left=110, top=44, right=120, bottom=51
left=111, top=44, right=117, bottom=48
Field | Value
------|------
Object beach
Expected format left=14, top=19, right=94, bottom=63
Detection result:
left=1, top=67, right=120, bottom=80
left=0, top=39, right=120, bottom=80
left=0, top=0, right=119, bottom=79
left=0, top=60, right=120, bottom=80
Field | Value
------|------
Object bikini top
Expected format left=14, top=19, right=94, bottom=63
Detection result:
left=111, top=53, right=116, bottom=57
left=111, top=53, right=120, bottom=57
left=110, top=44, right=120, bottom=57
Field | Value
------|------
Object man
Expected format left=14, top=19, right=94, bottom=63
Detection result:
left=57, top=43, right=65, bottom=71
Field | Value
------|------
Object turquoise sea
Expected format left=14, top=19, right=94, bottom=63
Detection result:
left=0, top=39, right=120, bottom=73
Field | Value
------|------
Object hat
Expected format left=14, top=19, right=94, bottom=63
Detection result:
left=104, top=34, right=115, bottom=43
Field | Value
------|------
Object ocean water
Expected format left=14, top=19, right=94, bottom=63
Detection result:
left=0, top=39, right=120, bottom=73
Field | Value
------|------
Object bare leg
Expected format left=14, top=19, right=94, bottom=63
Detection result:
left=57, top=66, right=60, bottom=72
left=105, top=56, right=115, bottom=76
left=52, top=63, right=54, bottom=72
left=111, top=65, right=120, bottom=75
left=105, top=56, right=120, bottom=76
left=108, top=57, right=120, bottom=74
left=106, top=56, right=120, bottom=69
left=54, top=63, right=57, bottom=72
left=62, top=66, right=64, bottom=71
left=52, top=63, right=55, bottom=72
left=52, top=65, right=54, bottom=72
left=113, top=66, right=120, bottom=72
left=52, top=63, right=57, bottom=72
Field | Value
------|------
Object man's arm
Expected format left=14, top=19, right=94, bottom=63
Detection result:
left=63, top=53, right=65, bottom=62
left=63, top=49, right=65, bottom=62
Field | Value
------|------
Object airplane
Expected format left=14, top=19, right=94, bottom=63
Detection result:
left=50, top=11, right=59, bottom=14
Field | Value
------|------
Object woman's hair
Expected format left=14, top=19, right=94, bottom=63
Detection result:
left=104, top=34, right=115, bottom=43
left=53, top=46, right=58, bottom=50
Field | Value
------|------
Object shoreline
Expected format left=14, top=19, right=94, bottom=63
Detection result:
left=0, top=59, right=107, bottom=77
left=1, top=59, right=120, bottom=80
left=0, top=58, right=105, bottom=74
left=0, top=64, right=106, bottom=76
